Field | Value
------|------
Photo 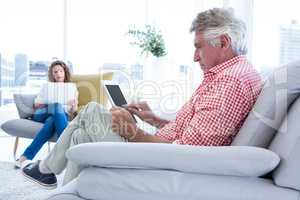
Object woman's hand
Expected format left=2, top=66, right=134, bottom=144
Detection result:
left=126, top=101, right=169, bottom=128
left=34, top=103, right=46, bottom=109
left=68, top=99, right=78, bottom=113
left=110, top=106, right=138, bottom=140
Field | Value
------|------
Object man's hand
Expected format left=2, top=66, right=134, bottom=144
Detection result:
left=110, top=106, right=138, bottom=140
left=126, top=101, right=157, bottom=124
left=110, top=105, right=172, bottom=144
left=126, top=101, right=169, bottom=128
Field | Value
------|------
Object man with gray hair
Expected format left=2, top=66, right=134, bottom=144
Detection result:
left=23, top=8, right=262, bottom=188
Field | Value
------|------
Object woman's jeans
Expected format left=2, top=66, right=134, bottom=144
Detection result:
left=22, top=103, right=68, bottom=160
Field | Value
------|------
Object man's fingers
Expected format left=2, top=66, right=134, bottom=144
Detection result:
left=111, top=115, right=121, bottom=132
left=127, top=107, right=137, bottom=113
left=109, top=106, right=122, bottom=112
left=111, top=124, right=119, bottom=133
left=110, top=107, right=126, bottom=119
left=126, top=103, right=140, bottom=110
left=127, top=108, right=141, bottom=117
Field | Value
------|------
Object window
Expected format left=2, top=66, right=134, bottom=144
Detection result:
left=66, top=0, right=147, bottom=74
left=0, top=0, right=64, bottom=105
left=66, top=0, right=224, bottom=113
left=66, top=0, right=223, bottom=75
left=224, top=0, right=300, bottom=78
left=252, top=0, right=300, bottom=73
left=0, top=0, right=64, bottom=61
left=0, top=0, right=224, bottom=107
left=253, top=0, right=300, bottom=67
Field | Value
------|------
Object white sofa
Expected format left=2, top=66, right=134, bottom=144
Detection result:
left=46, top=61, right=300, bottom=200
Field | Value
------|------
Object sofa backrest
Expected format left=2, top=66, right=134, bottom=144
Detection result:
left=13, top=94, right=37, bottom=119
left=13, top=72, right=113, bottom=119
left=269, top=96, right=300, bottom=191
left=232, top=61, right=300, bottom=191
left=71, top=72, right=113, bottom=110
left=232, top=61, right=300, bottom=148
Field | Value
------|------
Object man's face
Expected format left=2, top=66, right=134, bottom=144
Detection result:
left=193, top=32, right=222, bottom=72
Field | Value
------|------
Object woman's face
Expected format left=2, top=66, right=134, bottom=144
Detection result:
left=52, top=65, right=65, bottom=82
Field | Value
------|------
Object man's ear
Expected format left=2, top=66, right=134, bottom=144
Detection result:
left=220, top=34, right=231, bottom=49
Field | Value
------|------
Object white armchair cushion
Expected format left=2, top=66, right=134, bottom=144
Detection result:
left=76, top=168, right=295, bottom=200
left=66, top=142, right=280, bottom=177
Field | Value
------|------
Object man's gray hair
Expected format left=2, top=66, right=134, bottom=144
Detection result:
left=190, top=8, right=247, bottom=55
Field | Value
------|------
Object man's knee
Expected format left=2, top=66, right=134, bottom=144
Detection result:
left=71, top=129, right=91, bottom=145
left=86, top=101, right=105, bottom=109
left=84, top=101, right=108, bottom=115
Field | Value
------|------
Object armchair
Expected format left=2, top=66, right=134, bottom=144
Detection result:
left=47, top=61, right=300, bottom=200
left=1, top=73, right=113, bottom=159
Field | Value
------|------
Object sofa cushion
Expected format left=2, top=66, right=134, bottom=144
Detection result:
left=269, top=96, right=300, bottom=191
left=67, top=142, right=280, bottom=177
left=46, top=194, right=84, bottom=200
left=47, top=179, right=84, bottom=200
left=1, top=119, right=57, bottom=142
left=76, top=167, right=299, bottom=200
left=13, top=94, right=36, bottom=119
left=232, top=61, right=300, bottom=147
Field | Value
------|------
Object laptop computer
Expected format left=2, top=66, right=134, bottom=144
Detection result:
left=39, top=82, right=77, bottom=104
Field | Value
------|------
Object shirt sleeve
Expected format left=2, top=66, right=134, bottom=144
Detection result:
left=175, top=76, right=250, bottom=146
left=155, top=100, right=193, bottom=142
left=155, top=120, right=177, bottom=142
left=34, top=83, right=46, bottom=104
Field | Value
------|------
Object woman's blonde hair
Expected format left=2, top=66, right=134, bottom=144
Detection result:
left=48, top=60, right=71, bottom=82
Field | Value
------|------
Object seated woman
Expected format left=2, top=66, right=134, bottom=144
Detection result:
left=15, top=60, right=78, bottom=168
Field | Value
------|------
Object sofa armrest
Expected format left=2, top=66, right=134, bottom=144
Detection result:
left=66, top=142, right=280, bottom=177
left=13, top=93, right=36, bottom=119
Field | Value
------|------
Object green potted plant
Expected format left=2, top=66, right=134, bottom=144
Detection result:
left=127, top=25, right=167, bottom=58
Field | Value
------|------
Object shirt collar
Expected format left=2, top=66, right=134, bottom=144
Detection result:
left=204, top=55, right=247, bottom=76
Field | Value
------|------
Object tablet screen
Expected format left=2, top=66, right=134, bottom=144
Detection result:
left=104, top=84, right=137, bottom=123
left=105, top=85, right=127, bottom=106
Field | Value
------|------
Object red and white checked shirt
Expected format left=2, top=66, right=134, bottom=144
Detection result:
left=155, top=55, right=262, bottom=146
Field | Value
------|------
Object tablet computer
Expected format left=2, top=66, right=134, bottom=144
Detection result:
left=102, top=81, right=137, bottom=122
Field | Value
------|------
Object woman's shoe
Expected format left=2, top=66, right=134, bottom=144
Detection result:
left=14, top=156, right=30, bottom=169
left=14, top=159, right=22, bottom=169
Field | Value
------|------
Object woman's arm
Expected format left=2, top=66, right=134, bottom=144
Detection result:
left=33, top=103, right=46, bottom=109
left=67, top=85, right=79, bottom=117
left=33, top=83, right=47, bottom=109
left=68, top=99, right=78, bottom=113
